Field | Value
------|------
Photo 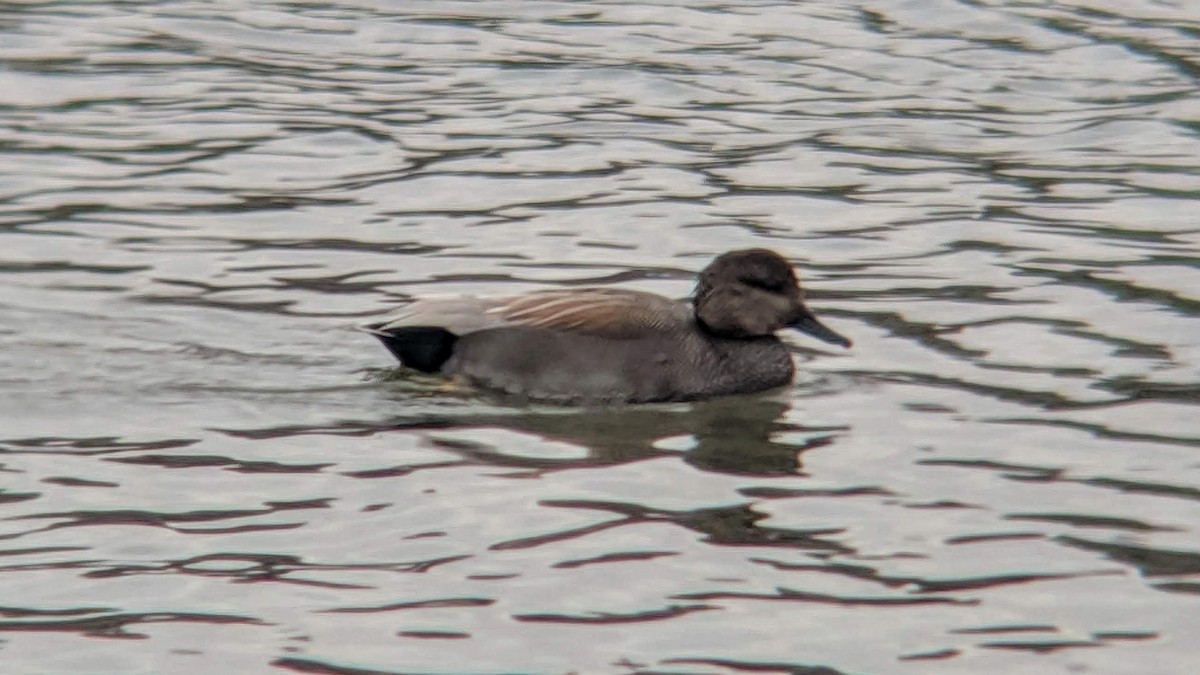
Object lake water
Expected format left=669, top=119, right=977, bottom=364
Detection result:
left=2, top=1, right=1199, bottom=673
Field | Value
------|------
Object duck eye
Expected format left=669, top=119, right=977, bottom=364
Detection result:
left=740, top=276, right=784, bottom=293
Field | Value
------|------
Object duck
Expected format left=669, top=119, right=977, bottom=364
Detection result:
left=361, top=248, right=850, bottom=404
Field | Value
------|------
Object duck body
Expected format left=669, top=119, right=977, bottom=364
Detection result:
left=363, top=249, right=850, bottom=404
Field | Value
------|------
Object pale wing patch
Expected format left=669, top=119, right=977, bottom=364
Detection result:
left=366, top=289, right=688, bottom=338
left=369, top=295, right=510, bottom=335
left=495, top=289, right=686, bottom=337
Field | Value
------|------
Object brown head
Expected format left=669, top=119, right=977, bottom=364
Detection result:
left=693, top=248, right=851, bottom=347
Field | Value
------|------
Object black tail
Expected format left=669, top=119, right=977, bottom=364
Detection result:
left=366, top=325, right=458, bottom=373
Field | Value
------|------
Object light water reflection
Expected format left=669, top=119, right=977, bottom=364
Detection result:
left=2, top=0, right=1199, bottom=673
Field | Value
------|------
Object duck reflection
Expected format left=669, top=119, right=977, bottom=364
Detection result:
left=218, top=381, right=846, bottom=477
left=379, top=391, right=842, bottom=477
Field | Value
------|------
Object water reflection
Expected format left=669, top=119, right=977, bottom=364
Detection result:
left=218, top=387, right=840, bottom=476
left=419, top=393, right=839, bottom=476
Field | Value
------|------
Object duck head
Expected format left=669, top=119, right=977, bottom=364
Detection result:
left=694, top=248, right=851, bottom=347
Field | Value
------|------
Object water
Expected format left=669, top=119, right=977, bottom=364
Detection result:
left=2, top=1, right=1199, bottom=673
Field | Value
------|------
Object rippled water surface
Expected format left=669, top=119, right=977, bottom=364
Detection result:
left=3, top=1, right=1200, bottom=673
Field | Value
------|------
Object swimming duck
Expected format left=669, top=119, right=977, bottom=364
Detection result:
left=362, top=248, right=850, bottom=404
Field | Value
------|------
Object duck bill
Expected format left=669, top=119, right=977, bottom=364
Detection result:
left=789, top=308, right=852, bottom=348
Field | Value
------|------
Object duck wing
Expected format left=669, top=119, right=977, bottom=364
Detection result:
left=364, top=288, right=690, bottom=339
left=490, top=288, right=690, bottom=338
